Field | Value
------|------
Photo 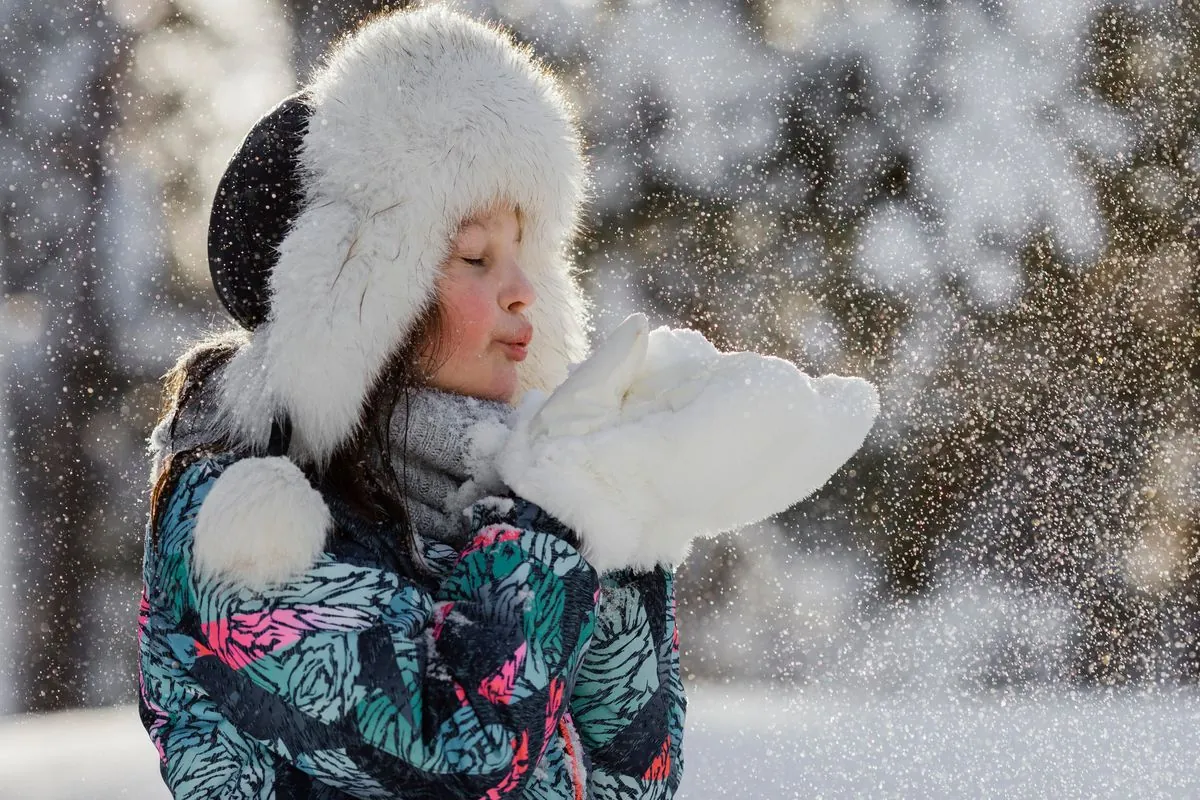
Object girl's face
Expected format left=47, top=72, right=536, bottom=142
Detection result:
left=420, top=205, right=535, bottom=403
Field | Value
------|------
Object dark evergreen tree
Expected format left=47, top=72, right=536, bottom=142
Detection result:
left=1, top=0, right=128, bottom=712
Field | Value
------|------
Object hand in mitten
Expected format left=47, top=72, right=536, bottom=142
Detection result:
left=497, top=313, right=879, bottom=572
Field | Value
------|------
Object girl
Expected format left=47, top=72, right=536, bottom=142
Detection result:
left=139, top=6, right=878, bottom=799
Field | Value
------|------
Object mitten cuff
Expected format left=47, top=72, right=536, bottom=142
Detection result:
left=499, top=434, right=632, bottom=573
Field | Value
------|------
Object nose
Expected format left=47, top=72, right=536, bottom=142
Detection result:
left=502, top=260, right=536, bottom=314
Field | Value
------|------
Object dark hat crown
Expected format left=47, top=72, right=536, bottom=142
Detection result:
left=207, top=93, right=312, bottom=330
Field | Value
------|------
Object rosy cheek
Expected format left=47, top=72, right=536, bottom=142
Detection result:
left=460, top=288, right=493, bottom=324
left=441, top=281, right=494, bottom=347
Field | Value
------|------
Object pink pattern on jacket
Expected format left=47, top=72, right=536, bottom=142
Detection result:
left=479, top=641, right=528, bottom=704
left=196, top=605, right=370, bottom=670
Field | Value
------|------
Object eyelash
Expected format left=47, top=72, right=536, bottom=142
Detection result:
left=461, top=257, right=486, bottom=267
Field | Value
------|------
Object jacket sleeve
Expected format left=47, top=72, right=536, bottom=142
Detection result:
left=568, top=567, right=686, bottom=799
left=142, top=457, right=599, bottom=799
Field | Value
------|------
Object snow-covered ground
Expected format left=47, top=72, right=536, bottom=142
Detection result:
left=681, top=685, right=1200, bottom=798
left=5, top=684, right=1200, bottom=798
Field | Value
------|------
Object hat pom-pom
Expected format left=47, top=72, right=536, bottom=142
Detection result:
left=193, top=456, right=330, bottom=589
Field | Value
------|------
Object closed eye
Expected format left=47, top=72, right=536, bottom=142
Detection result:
left=460, top=256, right=486, bottom=267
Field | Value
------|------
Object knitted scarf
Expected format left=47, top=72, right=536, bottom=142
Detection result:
left=150, top=352, right=514, bottom=550
left=377, top=389, right=514, bottom=548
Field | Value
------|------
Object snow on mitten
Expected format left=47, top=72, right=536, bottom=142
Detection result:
left=498, top=313, right=880, bottom=572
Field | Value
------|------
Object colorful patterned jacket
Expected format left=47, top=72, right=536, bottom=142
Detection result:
left=139, top=454, right=685, bottom=799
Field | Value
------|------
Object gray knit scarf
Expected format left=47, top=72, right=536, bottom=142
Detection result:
left=379, top=389, right=514, bottom=548
left=149, top=358, right=514, bottom=549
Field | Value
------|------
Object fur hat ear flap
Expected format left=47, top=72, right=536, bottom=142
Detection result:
left=192, top=455, right=331, bottom=590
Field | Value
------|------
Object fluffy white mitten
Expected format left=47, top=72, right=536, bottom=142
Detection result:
left=497, top=313, right=880, bottom=572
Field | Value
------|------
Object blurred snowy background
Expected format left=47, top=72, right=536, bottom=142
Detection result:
left=1, top=0, right=1198, bottom=794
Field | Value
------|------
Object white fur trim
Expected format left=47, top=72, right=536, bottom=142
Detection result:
left=193, top=457, right=331, bottom=589
left=148, top=415, right=171, bottom=486
left=218, top=7, right=590, bottom=461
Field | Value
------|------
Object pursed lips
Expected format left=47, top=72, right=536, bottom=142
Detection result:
left=497, top=323, right=533, bottom=361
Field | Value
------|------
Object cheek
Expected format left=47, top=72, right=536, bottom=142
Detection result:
left=439, top=275, right=496, bottom=348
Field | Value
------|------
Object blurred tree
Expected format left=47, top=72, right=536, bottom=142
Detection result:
left=1, top=0, right=127, bottom=712
left=1, top=0, right=297, bottom=712
left=485, top=0, right=1199, bottom=685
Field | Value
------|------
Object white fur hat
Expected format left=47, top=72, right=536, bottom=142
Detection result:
left=213, top=5, right=590, bottom=465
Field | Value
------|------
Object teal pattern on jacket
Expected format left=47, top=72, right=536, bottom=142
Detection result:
left=139, top=455, right=685, bottom=798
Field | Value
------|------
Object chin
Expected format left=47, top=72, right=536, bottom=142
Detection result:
left=429, top=357, right=519, bottom=403
left=489, top=381, right=518, bottom=405
left=467, top=373, right=517, bottom=404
